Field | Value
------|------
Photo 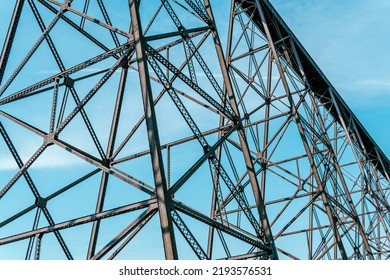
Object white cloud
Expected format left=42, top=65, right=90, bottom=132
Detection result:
left=0, top=150, right=84, bottom=171
left=0, top=158, right=18, bottom=170
left=358, top=79, right=390, bottom=89
left=36, top=68, right=123, bottom=75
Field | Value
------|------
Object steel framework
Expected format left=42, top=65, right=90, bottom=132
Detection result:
left=0, top=0, right=389, bottom=260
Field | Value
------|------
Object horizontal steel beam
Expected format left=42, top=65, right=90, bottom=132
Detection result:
left=0, top=198, right=157, bottom=246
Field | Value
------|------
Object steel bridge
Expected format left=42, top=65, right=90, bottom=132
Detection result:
left=0, top=0, right=389, bottom=260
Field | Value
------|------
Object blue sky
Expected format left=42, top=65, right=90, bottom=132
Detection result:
left=271, top=0, right=390, bottom=156
left=1, top=1, right=388, bottom=163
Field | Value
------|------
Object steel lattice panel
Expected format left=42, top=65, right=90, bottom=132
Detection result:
left=0, top=0, right=389, bottom=260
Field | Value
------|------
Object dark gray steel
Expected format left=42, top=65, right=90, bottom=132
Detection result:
left=0, top=0, right=389, bottom=260
left=0, top=0, right=25, bottom=85
left=129, top=0, right=178, bottom=260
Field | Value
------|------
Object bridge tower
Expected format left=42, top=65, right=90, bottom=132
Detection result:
left=0, top=0, right=389, bottom=260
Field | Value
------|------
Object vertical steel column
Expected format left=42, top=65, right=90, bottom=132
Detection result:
left=330, top=89, right=390, bottom=252
left=205, top=0, right=278, bottom=259
left=0, top=0, right=25, bottom=85
left=34, top=234, right=43, bottom=260
left=128, top=0, right=178, bottom=260
left=206, top=0, right=235, bottom=259
left=207, top=119, right=228, bottom=258
left=254, top=0, right=348, bottom=259
left=288, top=38, right=374, bottom=259
left=87, top=65, right=129, bottom=259
left=260, top=52, right=272, bottom=199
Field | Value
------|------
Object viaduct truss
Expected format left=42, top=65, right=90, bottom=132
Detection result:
left=0, top=0, right=389, bottom=260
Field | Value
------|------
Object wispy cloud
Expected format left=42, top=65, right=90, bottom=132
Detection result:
left=0, top=150, right=84, bottom=171
left=357, top=79, right=390, bottom=89
left=35, top=68, right=123, bottom=75
left=338, top=79, right=390, bottom=96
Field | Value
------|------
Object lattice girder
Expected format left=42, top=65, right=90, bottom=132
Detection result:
left=0, top=0, right=389, bottom=260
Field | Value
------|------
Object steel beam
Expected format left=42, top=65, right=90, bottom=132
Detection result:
left=87, top=64, right=130, bottom=259
left=254, top=0, right=348, bottom=259
left=206, top=0, right=278, bottom=259
left=0, top=0, right=389, bottom=260
left=129, top=0, right=178, bottom=260
left=0, top=198, right=157, bottom=246
left=0, top=0, right=25, bottom=85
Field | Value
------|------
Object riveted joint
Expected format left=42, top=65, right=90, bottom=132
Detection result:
left=35, top=197, right=47, bottom=209
left=121, top=58, right=129, bottom=69
left=60, top=1, right=71, bottom=12
left=64, top=76, right=74, bottom=88
left=202, top=144, right=210, bottom=154
left=102, top=158, right=111, bottom=168
left=44, top=133, right=56, bottom=145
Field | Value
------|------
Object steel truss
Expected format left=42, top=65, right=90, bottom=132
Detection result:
left=0, top=0, right=389, bottom=260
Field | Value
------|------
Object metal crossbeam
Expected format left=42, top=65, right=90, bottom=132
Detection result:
left=0, top=0, right=388, bottom=260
